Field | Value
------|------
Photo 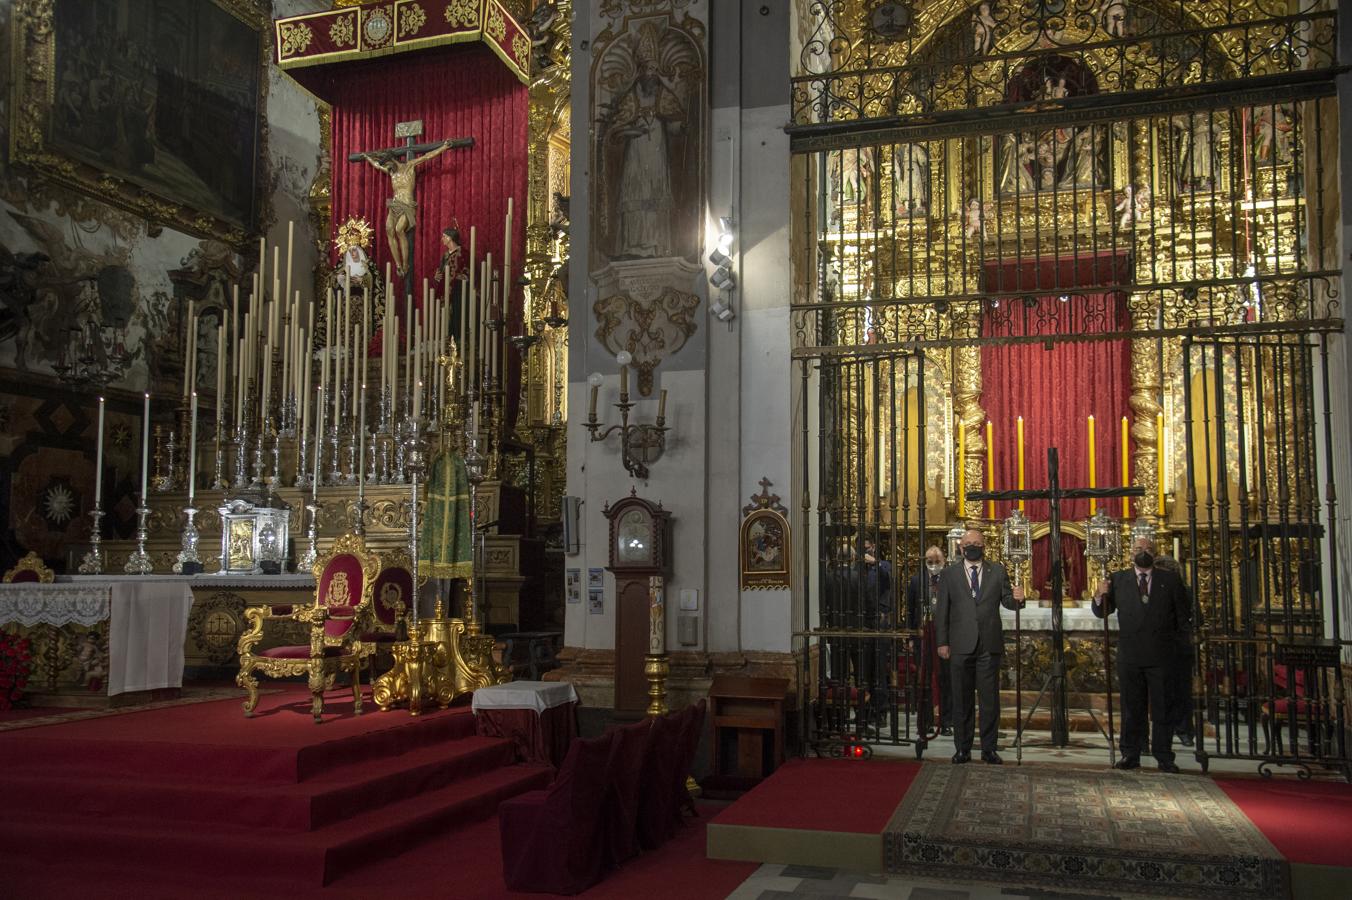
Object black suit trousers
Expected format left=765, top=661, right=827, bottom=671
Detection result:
left=1119, top=659, right=1174, bottom=763
left=949, top=649, right=1001, bottom=753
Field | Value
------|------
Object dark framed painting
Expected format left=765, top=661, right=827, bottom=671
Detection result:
left=10, top=0, right=268, bottom=244
left=739, top=508, right=791, bottom=591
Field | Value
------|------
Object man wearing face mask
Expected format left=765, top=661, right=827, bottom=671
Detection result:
left=1093, top=536, right=1192, bottom=773
left=936, top=529, right=1025, bottom=764
left=906, top=545, right=951, bottom=735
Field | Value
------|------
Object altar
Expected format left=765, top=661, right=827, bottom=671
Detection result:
left=999, top=605, right=1120, bottom=698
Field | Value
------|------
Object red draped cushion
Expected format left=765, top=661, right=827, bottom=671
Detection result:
left=7, top=570, right=40, bottom=583
left=603, top=718, right=652, bottom=868
left=371, top=566, right=412, bottom=626
left=258, top=645, right=352, bottom=660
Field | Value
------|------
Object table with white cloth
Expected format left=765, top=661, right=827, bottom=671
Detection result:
left=0, top=578, right=194, bottom=701
left=472, top=681, right=580, bottom=767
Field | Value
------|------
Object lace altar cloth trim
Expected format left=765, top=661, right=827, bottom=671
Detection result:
left=0, top=584, right=112, bottom=626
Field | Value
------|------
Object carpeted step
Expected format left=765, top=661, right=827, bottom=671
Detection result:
left=0, top=762, right=553, bottom=887
left=0, top=702, right=479, bottom=784
left=0, top=734, right=518, bottom=832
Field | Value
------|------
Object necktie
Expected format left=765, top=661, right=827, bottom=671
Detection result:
left=970, top=566, right=981, bottom=598
left=1138, top=572, right=1150, bottom=603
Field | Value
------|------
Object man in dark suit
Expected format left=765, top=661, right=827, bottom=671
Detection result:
left=906, top=545, right=951, bottom=734
left=936, top=529, right=1024, bottom=764
left=1093, top=536, right=1192, bottom=773
left=1152, top=554, right=1195, bottom=747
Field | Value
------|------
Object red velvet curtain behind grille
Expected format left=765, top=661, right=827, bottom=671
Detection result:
left=303, top=45, right=528, bottom=423
left=979, top=254, right=1132, bottom=534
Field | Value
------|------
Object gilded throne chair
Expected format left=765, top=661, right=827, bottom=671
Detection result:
left=359, top=547, right=414, bottom=672
left=236, top=534, right=380, bottom=723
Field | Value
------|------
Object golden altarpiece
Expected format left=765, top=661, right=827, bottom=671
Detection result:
left=75, top=1, right=576, bottom=691
left=790, top=0, right=1347, bottom=778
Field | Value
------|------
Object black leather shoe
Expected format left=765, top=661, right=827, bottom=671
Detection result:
left=1113, top=756, right=1141, bottom=770
left=940, top=726, right=953, bottom=736
left=981, top=751, right=1003, bottom=765
left=1177, top=734, right=1195, bottom=748
left=1158, top=762, right=1181, bottom=774
left=951, top=751, right=971, bottom=764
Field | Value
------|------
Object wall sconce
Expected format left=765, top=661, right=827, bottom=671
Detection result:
left=586, top=353, right=670, bottom=480
left=708, top=216, right=736, bottom=319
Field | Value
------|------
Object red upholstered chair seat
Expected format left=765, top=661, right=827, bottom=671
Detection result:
left=7, top=570, right=39, bottom=583
left=500, top=731, right=616, bottom=894
left=258, top=645, right=353, bottom=660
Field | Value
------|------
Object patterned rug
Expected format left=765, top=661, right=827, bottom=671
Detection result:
left=883, top=765, right=1287, bottom=899
left=0, top=686, right=280, bottom=733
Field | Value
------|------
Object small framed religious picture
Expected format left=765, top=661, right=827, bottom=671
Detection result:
left=740, top=508, right=791, bottom=591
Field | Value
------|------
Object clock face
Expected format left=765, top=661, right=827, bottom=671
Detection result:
left=617, top=509, right=652, bottom=565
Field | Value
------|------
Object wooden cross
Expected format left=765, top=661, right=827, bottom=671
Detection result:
left=970, top=447, right=1144, bottom=747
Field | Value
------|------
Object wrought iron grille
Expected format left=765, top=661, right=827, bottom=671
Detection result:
left=790, top=0, right=1346, bottom=777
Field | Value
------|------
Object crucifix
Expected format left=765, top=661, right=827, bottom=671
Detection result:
left=348, top=119, right=474, bottom=293
left=969, top=447, right=1143, bottom=748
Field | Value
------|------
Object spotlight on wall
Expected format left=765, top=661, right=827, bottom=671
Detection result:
left=710, top=299, right=735, bottom=321
left=708, top=217, right=736, bottom=290
left=709, top=267, right=736, bottom=291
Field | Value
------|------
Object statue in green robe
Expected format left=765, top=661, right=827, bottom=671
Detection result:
left=419, top=449, right=474, bottom=580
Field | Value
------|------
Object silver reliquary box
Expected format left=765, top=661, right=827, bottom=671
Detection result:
left=218, top=497, right=291, bottom=575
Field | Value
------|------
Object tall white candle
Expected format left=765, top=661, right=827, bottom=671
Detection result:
left=284, top=221, right=295, bottom=318
left=358, top=382, right=367, bottom=492
left=182, top=300, right=195, bottom=398
left=187, top=391, right=198, bottom=503
left=312, top=384, right=325, bottom=492
left=215, top=322, right=226, bottom=430
left=94, top=396, right=105, bottom=502
left=139, top=392, right=151, bottom=500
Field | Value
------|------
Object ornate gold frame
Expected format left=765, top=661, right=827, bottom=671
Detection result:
left=740, top=509, right=792, bottom=591
left=3, top=550, right=54, bottom=583
left=8, top=0, right=270, bottom=246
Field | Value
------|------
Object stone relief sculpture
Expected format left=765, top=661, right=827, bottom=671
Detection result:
left=589, top=6, right=707, bottom=396
left=594, top=16, right=702, bottom=264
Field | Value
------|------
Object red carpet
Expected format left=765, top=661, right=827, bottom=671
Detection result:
left=0, top=684, right=551, bottom=888
left=1218, top=776, right=1352, bottom=866
left=713, top=757, right=921, bottom=833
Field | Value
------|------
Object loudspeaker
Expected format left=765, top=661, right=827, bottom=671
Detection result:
left=562, top=495, right=582, bottom=555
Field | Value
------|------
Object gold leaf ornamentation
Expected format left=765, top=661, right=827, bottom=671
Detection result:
left=512, top=32, right=530, bottom=68
left=445, top=0, right=478, bottom=28
left=485, top=4, right=507, bottom=42
left=399, top=3, right=427, bottom=37
left=279, top=21, right=314, bottom=56
left=329, top=14, right=355, bottom=47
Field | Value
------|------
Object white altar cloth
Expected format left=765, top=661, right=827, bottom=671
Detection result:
left=0, top=579, right=195, bottom=695
left=471, top=681, right=579, bottom=713
left=1001, top=606, right=1118, bottom=631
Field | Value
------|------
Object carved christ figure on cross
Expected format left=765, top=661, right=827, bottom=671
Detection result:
left=354, top=134, right=470, bottom=277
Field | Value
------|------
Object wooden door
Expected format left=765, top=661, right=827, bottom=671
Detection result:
left=614, top=577, right=650, bottom=711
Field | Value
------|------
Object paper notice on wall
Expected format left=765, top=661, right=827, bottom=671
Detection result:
left=566, top=568, right=582, bottom=603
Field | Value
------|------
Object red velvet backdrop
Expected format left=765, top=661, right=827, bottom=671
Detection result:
left=303, top=44, right=528, bottom=422
left=979, top=254, right=1132, bottom=547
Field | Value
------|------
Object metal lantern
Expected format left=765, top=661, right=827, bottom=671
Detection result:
left=1002, top=508, right=1032, bottom=565
left=946, top=523, right=966, bottom=563
left=1084, top=508, right=1120, bottom=573
left=218, top=497, right=292, bottom=575
left=1129, top=516, right=1156, bottom=556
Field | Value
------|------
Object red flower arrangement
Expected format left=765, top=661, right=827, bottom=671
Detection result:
left=0, top=631, right=34, bottom=710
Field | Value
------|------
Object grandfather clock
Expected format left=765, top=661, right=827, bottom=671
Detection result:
left=604, top=491, right=671, bottom=712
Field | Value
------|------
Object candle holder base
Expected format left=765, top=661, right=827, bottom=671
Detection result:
left=644, top=652, right=670, bottom=717
left=172, top=507, right=203, bottom=575
left=124, top=505, right=154, bottom=575
left=78, top=509, right=105, bottom=575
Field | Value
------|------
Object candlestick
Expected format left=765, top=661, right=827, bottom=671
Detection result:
left=657, top=389, right=667, bottom=420
left=183, top=300, right=195, bottom=398
left=1016, top=415, right=1025, bottom=512
left=94, top=396, right=105, bottom=502
left=1121, top=415, right=1130, bottom=519
left=956, top=419, right=966, bottom=518
left=1156, top=411, right=1166, bottom=517
left=620, top=364, right=629, bottom=398
left=1088, top=414, right=1097, bottom=515
left=985, top=420, right=995, bottom=520
left=589, top=385, right=598, bottom=420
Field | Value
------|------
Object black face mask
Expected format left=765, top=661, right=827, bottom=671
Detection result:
left=962, top=545, right=984, bottom=562
left=1134, top=551, right=1154, bottom=569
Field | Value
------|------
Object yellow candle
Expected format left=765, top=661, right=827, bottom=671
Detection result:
left=1088, top=415, right=1097, bottom=515
left=1121, top=415, right=1131, bottom=519
left=985, top=420, right=995, bottom=520
left=1016, top=415, right=1025, bottom=511
left=1156, top=411, right=1166, bottom=518
left=956, top=420, right=966, bottom=518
